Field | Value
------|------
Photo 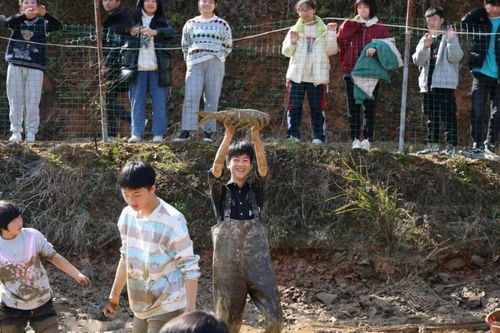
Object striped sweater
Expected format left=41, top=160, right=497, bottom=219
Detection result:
left=182, top=15, right=232, bottom=66
left=117, top=199, right=200, bottom=319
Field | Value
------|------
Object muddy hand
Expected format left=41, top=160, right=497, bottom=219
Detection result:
left=103, top=300, right=119, bottom=317
left=224, top=121, right=236, bottom=137
left=76, top=273, right=91, bottom=290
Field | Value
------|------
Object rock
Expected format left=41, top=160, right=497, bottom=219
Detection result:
left=466, top=296, right=482, bottom=309
left=436, top=305, right=454, bottom=314
left=316, top=292, right=338, bottom=305
left=438, top=272, right=452, bottom=283
left=447, top=258, right=466, bottom=270
left=354, top=264, right=374, bottom=279
left=471, top=255, right=485, bottom=267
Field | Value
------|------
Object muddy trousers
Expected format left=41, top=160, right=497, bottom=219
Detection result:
left=212, top=219, right=283, bottom=333
left=0, top=300, right=58, bottom=333
left=132, top=309, right=182, bottom=333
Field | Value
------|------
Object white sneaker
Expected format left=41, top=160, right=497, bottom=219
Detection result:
left=352, top=139, right=362, bottom=149
left=172, top=131, right=191, bottom=142
left=152, top=135, right=163, bottom=143
left=9, top=132, right=22, bottom=142
left=360, top=139, right=371, bottom=151
left=287, top=136, right=300, bottom=143
left=128, top=135, right=142, bottom=143
left=202, top=132, right=213, bottom=143
left=485, top=146, right=500, bottom=161
left=417, top=143, right=440, bottom=155
left=312, top=138, right=323, bottom=145
left=25, top=133, right=35, bottom=143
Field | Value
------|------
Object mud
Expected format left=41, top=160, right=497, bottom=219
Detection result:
left=23, top=249, right=498, bottom=333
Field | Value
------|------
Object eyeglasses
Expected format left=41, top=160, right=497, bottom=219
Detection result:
left=296, top=8, right=313, bottom=13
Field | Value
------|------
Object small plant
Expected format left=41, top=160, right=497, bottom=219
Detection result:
left=331, top=157, right=405, bottom=247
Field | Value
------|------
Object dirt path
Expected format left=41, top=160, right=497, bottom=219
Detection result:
left=38, top=250, right=498, bottom=332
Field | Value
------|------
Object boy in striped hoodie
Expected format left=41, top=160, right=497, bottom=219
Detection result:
left=104, top=161, right=200, bottom=333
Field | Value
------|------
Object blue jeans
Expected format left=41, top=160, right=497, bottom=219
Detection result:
left=470, top=72, right=499, bottom=147
left=129, top=71, right=168, bottom=136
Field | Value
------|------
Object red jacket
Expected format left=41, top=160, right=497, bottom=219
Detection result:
left=337, top=18, right=391, bottom=73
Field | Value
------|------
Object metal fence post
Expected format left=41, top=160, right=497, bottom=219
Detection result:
left=398, top=0, right=415, bottom=153
left=93, top=0, right=108, bottom=142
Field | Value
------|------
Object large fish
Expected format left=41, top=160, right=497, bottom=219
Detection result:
left=197, top=108, right=270, bottom=130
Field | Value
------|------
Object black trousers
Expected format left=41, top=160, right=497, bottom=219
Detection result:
left=105, top=69, right=130, bottom=137
left=343, top=75, right=379, bottom=141
left=422, top=88, right=458, bottom=146
left=470, top=72, right=500, bottom=147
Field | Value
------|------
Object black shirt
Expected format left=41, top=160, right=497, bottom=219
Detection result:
left=428, top=34, right=443, bottom=89
left=208, top=169, right=267, bottom=222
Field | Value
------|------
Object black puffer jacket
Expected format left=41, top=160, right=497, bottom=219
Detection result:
left=103, top=7, right=132, bottom=77
left=460, top=7, right=500, bottom=79
left=121, top=0, right=176, bottom=87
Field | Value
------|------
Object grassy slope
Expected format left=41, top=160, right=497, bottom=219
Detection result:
left=0, top=141, right=498, bottom=260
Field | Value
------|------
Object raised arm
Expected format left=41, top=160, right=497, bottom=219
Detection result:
left=412, top=35, right=431, bottom=67
left=5, top=14, right=27, bottom=28
left=42, top=12, right=63, bottom=33
left=337, top=19, right=362, bottom=47
left=212, top=123, right=235, bottom=178
left=251, top=126, right=267, bottom=178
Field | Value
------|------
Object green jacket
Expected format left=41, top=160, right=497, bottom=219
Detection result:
left=351, top=39, right=401, bottom=104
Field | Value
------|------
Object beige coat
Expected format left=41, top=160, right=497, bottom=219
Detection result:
left=282, top=21, right=338, bottom=86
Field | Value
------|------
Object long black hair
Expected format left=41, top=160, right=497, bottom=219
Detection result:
left=133, top=0, right=167, bottom=26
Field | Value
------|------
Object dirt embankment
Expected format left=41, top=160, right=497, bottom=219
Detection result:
left=0, top=141, right=498, bottom=332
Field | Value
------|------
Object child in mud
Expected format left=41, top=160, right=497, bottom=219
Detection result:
left=209, top=123, right=283, bottom=333
left=160, top=311, right=228, bottom=333
left=412, top=7, right=463, bottom=156
left=0, top=200, right=91, bottom=333
left=104, top=161, right=200, bottom=333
